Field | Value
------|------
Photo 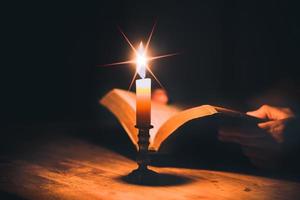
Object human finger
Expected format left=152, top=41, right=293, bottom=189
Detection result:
left=152, top=89, right=168, bottom=104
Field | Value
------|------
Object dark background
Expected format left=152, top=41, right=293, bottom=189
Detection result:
left=1, top=2, right=300, bottom=191
left=1, top=2, right=300, bottom=199
left=2, top=0, right=300, bottom=128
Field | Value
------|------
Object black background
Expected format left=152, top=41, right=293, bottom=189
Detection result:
left=3, top=0, right=300, bottom=125
left=1, top=3, right=300, bottom=199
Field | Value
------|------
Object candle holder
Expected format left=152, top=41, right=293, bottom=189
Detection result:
left=125, top=124, right=158, bottom=184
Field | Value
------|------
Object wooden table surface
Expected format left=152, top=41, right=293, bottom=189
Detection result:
left=0, top=136, right=299, bottom=200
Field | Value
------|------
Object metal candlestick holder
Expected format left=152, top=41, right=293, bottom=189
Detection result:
left=125, top=124, right=158, bottom=184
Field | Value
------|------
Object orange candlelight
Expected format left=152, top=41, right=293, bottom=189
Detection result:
left=99, top=24, right=178, bottom=128
left=136, top=78, right=151, bottom=128
left=135, top=42, right=151, bottom=128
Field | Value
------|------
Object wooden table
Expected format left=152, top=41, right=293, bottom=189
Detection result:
left=0, top=136, right=299, bottom=200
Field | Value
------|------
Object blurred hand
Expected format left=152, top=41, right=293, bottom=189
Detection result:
left=152, top=89, right=168, bottom=104
left=218, top=105, right=295, bottom=169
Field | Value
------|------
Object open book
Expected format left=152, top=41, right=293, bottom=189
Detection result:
left=100, top=89, right=262, bottom=151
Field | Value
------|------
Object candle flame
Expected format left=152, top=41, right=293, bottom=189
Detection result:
left=136, top=42, right=147, bottom=78
left=99, top=22, right=179, bottom=90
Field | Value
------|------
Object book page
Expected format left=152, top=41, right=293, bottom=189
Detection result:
left=114, top=89, right=181, bottom=146
left=100, top=89, right=181, bottom=149
left=100, top=89, right=138, bottom=148
left=101, top=89, right=259, bottom=152
left=150, top=105, right=218, bottom=151
left=150, top=102, right=181, bottom=144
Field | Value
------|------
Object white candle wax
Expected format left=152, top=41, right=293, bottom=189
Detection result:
left=136, top=78, right=151, bottom=128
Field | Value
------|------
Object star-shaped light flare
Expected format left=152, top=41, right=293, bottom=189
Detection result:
left=99, top=22, right=178, bottom=90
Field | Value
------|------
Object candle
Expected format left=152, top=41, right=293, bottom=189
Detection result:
left=135, top=42, right=151, bottom=128
left=136, top=78, right=151, bottom=128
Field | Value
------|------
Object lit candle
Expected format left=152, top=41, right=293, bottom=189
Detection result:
left=136, top=78, right=151, bottom=127
left=135, top=42, right=151, bottom=128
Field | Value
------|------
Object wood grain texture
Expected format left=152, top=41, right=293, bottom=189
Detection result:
left=0, top=137, right=299, bottom=200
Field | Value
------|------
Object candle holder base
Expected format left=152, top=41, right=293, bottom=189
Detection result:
left=124, top=166, right=159, bottom=185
